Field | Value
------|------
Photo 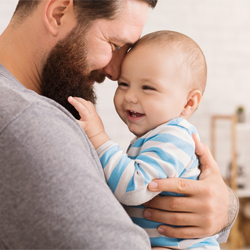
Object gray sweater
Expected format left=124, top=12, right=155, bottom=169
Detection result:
left=0, top=64, right=150, bottom=249
left=0, top=64, right=231, bottom=249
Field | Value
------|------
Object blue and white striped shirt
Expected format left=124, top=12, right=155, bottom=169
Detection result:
left=97, top=118, right=219, bottom=249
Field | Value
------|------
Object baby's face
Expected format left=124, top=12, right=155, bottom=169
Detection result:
left=114, top=45, right=189, bottom=137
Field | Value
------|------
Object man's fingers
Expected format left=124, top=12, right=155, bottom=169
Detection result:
left=192, top=133, right=204, bottom=156
left=196, top=144, right=221, bottom=179
left=192, top=134, right=220, bottom=178
left=144, top=207, right=198, bottom=226
left=197, top=144, right=215, bottom=168
left=143, top=208, right=211, bottom=238
left=144, top=195, right=201, bottom=213
left=148, top=178, right=203, bottom=196
left=156, top=224, right=207, bottom=239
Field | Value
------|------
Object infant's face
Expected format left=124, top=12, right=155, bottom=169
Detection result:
left=114, top=45, right=189, bottom=137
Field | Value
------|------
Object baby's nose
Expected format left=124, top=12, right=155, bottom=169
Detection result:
left=125, top=90, right=138, bottom=103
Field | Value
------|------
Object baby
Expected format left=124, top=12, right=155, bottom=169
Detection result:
left=68, top=30, right=220, bottom=249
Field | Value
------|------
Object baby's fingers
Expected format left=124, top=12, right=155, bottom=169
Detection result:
left=68, top=96, right=90, bottom=119
left=73, top=97, right=96, bottom=113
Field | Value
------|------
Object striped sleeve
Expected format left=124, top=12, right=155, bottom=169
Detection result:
left=96, top=119, right=200, bottom=206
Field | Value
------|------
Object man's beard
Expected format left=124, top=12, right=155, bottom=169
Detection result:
left=40, top=25, right=105, bottom=119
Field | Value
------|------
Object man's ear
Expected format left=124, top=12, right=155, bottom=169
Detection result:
left=181, top=90, right=202, bottom=118
left=43, top=0, right=75, bottom=37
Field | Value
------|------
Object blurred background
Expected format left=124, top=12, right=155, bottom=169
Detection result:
left=1, top=0, right=250, bottom=249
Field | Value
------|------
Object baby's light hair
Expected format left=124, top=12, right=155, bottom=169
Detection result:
left=132, top=30, right=207, bottom=94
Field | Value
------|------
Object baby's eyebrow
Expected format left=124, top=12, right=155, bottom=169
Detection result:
left=140, top=78, right=159, bottom=85
left=118, top=75, right=130, bottom=82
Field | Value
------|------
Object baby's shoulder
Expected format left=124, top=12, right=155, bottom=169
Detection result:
left=165, top=118, right=199, bottom=136
left=143, top=118, right=199, bottom=145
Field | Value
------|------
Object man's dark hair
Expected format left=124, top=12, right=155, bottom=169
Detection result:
left=14, top=0, right=157, bottom=23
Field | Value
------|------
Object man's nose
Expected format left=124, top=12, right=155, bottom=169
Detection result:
left=103, top=46, right=128, bottom=81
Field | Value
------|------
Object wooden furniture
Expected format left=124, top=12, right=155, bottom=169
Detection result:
left=210, top=115, right=244, bottom=249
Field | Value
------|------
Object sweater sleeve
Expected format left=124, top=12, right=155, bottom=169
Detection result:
left=96, top=123, right=200, bottom=206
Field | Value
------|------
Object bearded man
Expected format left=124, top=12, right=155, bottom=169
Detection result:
left=0, top=0, right=238, bottom=249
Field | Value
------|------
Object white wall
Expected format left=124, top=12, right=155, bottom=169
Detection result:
left=1, top=0, right=250, bottom=182
left=0, top=0, right=18, bottom=30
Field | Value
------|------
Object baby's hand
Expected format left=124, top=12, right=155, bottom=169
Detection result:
left=68, top=97, right=109, bottom=149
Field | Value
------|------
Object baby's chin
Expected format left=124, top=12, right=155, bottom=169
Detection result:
left=130, top=130, right=147, bottom=138
left=122, top=118, right=149, bottom=138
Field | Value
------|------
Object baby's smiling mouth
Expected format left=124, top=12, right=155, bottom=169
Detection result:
left=127, top=110, right=145, bottom=118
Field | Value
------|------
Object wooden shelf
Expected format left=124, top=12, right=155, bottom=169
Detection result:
left=211, top=115, right=241, bottom=249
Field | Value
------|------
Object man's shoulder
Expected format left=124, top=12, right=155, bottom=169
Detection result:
left=0, top=71, right=102, bottom=175
left=0, top=74, right=74, bottom=135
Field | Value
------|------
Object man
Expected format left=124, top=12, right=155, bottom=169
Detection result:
left=0, top=0, right=238, bottom=249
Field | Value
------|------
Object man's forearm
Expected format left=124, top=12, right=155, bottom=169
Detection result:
left=226, top=186, right=239, bottom=228
left=217, top=186, right=239, bottom=243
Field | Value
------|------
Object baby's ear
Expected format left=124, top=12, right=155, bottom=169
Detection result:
left=181, top=90, right=202, bottom=118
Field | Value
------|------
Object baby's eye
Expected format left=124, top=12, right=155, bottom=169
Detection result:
left=118, top=82, right=129, bottom=88
left=142, top=85, right=156, bottom=91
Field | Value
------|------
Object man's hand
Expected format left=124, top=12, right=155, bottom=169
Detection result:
left=143, top=134, right=238, bottom=239
left=68, top=97, right=109, bottom=149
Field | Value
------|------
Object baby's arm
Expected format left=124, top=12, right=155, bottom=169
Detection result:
left=68, top=96, right=109, bottom=149
left=98, top=123, right=199, bottom=206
